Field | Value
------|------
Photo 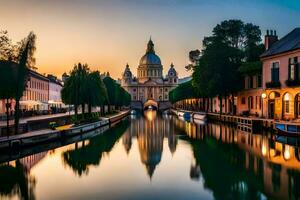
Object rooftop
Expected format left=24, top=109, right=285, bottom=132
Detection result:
left=261, top=28, right=300, bottom=58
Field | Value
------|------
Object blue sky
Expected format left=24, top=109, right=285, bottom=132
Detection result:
left=0, top=0, right=299, bottom=78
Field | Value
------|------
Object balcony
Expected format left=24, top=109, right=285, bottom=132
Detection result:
left=285, top=79, right=300, bottom=87
left=265, top=81, right=281, bottom=89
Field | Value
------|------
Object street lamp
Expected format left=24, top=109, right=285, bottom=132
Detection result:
left=261, top=92, right=267, bottom=118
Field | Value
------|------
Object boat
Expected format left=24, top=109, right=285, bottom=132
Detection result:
left=275, top=122, right=300, bottom=136
left=192, top=118, right=206, bottom=125
left=192, top=112, right=207, bottom=121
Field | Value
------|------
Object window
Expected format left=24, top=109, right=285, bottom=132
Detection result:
left=248, top=76, right=253, bottom=88
left=259, top=96, right=262, bottom=109
left=271, top=62, right=280, bottom=82
left=288, top=57, right=299, bottom=80
left=285, top=101, right=289, bottom=113
left=255, top=96, right=258, bottom=109
left=257, top=75, right=262, bottom=87
left=165, top=88, right=168, bottom=92
left=241, top=97, right=246, bottom=105
left=284, top=93, right=291, bottom=114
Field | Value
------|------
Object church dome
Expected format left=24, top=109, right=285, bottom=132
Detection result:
left=139, top=54, right=161, bottom=66
left=139, top=39, right=162, bottom=66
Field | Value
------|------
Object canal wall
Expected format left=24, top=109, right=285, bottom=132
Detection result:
left=0, top=110, right=130, bottom=150
left=171, top=108, right=275, bottom=133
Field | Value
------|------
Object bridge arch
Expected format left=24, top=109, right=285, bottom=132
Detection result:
left=143, top=99, right=158, bottom=110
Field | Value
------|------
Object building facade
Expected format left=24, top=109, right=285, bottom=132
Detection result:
left=121, top=39, right=178, bottom=109
left=48, top=75, right=64, bottom=113
left=236, top=74, right=263, bottom=116
left=261, top=28, right=300, bottom=120
left=0, top=69, right=50, bottom=118
left=20, top=70, right=49, bottom=112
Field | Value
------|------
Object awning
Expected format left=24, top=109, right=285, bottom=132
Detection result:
left=19, top=100, right=42, bottom=106
left=48, top=100, right=64, bottom=106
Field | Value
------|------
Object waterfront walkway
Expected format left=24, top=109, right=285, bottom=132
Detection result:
left=0, top=112, right=73, bottom=127
left=0, top=110, right=129, bottom=149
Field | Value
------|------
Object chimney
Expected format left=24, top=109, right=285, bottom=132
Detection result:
left=264, top=29, right=278, bottom=50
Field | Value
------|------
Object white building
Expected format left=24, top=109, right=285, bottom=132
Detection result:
left=48, top=75, right=63, bottom=112
left=121, top=39, right=178, bottom=109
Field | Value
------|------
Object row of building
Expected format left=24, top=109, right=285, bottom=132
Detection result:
left=0, top=70, right=67, bottom=118
left=176, top=28, right=300, bottom=120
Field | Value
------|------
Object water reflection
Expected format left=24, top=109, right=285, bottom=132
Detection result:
left=122, top=110, right=178, bottom=178
left=0, top=152, right=47, bottom=200
left=0, top=111, right=299, bottom=199
left=177, top=119, right=300, bottom=200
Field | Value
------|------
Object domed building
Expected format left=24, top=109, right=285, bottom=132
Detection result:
left=121, top=39, right=178, bottom=109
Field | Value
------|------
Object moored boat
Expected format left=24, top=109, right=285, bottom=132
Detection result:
left=275, top=122, right=300, bottom=136
left=192, top=112, right=207, bottom=121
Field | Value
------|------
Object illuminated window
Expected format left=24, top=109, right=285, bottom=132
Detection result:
left=284, top=93, right=291, bottom=114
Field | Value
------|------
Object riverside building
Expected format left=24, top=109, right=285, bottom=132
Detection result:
left=261, top=28, right=300, bottom=120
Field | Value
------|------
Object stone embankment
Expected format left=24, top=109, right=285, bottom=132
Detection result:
left=0, top=110, right=130, bottom=150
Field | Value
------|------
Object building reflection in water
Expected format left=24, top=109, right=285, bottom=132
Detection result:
left=174, top=117, right=300, bottom=200
left=0, top=151, right=47, bottom=200
left=122, top=110, right=178, bottom=178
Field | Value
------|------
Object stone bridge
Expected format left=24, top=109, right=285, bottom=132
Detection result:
left=130, top=100, right=172, bottom=111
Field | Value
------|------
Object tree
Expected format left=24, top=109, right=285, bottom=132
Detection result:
left=14, top=32, right=36, bottom=133
left=192, top=19, right=263, bottom=114
left=0, top=61, right=17, bottom=135
left=0, top=30, right=12, bottom=60
left=84, top=71, right=108, bottom=114
left=169, top=80, right=198, bottom=103
left=103, top=76, right=117, bottom=112
left=61, top=63, right=89, bottom=117
left=61, top=64, right=110, bottom=119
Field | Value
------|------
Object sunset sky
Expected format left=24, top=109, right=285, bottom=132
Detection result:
left=1, top=0, right=300, bottom=79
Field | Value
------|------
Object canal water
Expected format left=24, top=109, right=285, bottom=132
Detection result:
left=0, top=110, right=300, bottom=200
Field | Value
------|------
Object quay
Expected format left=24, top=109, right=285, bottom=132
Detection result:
left=171, top=109, right=276, bottom=133
left=0, top=110, right=130, bottom=150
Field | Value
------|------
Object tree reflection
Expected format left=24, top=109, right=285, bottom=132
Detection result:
left=0, top=160, right=36, bottom=200
left=62, top=119, right=130, bottom=176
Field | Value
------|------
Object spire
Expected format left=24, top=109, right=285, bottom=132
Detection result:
left=146, top=37, right=155, bottom=54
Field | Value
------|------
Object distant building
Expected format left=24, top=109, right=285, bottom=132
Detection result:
left=121, top=39, right=178, bottom=109
left=20, top=69, right=49, bottom=112
left=47, top=74, right=64, bottom=112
